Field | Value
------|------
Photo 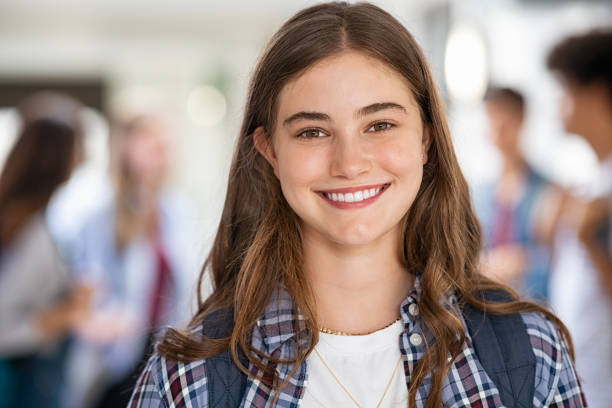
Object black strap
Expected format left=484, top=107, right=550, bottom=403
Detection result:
left=463, top=291, right=536, bottom=408
left=202, top=309, right=248, bottom=408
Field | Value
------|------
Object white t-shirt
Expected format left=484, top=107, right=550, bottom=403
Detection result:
left=302, top=320, right=408, bottom=407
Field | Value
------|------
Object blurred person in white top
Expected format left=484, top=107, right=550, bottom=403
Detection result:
left=66, top=114, right=198, bottom=408
left=546, top=28, right=612, bottom=407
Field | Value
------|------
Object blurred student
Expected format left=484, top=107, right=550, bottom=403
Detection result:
left=0, top=93, right=92, bottom=408
left=547, top=28, right=612, bottom=408
left=474, top=87, right=553, bottom=301
left=68, top=114, right=197, bottom=408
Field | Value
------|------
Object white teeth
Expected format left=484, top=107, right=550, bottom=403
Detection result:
left=324, top=186, right=386, bottom=203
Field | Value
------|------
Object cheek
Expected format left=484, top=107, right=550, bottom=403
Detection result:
left=378, top=137, right=424, bottom=183
left=276, top=145, right=326, bottom=197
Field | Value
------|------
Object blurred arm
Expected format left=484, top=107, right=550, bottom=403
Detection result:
left=578, top=198, right=612, bottom=297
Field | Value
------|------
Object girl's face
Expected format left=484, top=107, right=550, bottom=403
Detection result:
left=123, top=118, right=169, bottom=184
left=256, top=51, right=430, bottom=248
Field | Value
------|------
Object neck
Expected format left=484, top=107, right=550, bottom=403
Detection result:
left=584, top=115, right=612, bottom=163
left=501, top=155, right=525, bottom=177
left=303, top=227, right=414, bottom=335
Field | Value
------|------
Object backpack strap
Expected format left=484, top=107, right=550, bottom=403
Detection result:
left=463, top=291, right=536, bottom=408
left=201, top=309, right=248, bottom=408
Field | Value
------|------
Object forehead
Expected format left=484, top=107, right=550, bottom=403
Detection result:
left=276, top=51, right=419, bottom=119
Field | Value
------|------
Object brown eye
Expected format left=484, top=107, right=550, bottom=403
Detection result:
left=368, top=122, right=393, bottom=132
left=297, top=128, right=326, bottom=138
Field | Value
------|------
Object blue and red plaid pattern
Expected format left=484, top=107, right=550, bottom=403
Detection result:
left=129, top=279, right=586, bottom=407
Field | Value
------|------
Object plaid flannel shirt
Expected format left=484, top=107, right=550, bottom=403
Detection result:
left=129, top=278, right=586, bottom=407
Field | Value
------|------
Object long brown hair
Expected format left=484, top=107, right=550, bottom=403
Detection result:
left=159, top=3, right=573, bottom=406
left=0, top=93, right=83, bottom=251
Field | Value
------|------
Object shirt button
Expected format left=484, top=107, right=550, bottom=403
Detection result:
left=408, top=303, right=419, bottom=317
left=409, top=333, right=422, bottom=346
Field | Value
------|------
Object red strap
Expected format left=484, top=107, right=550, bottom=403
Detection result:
left=491, top=203, right=514, bottom=247
left=149, top=240, right=171, bottom=327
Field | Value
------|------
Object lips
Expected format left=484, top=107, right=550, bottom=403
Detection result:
left=317, top=183, right=390, bottom=208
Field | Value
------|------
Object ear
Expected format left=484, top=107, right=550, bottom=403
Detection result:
left=253, top=126, right=279, bottom=178
left=421, top=125, right=432, bottom=164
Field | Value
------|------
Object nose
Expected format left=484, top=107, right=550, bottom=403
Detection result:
left=330, top=133, right=372, bottom=179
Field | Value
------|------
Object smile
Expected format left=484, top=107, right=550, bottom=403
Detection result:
left=317, top=183, right=390, bottom=208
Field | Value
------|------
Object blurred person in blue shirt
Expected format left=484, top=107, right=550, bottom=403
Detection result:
left=474, top=87, right=554, bottom=302
left=0, top=93, right=93, bottom=408
left=546, top=28, right=612, bottom=408
left=65, top=114, right=198, bottom=408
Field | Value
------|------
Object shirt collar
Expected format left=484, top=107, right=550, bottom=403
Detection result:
left=255, top=285, right=308, bottom=354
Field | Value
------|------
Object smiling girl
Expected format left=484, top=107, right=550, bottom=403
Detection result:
left=129, top=2, right=585, bottom=407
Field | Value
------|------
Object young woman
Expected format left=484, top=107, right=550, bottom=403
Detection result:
left=130, top=3, right=585, bottom=407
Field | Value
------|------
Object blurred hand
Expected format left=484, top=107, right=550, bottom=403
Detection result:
left=74, top=305, right=136, bottom=345
left=36, top=284, right=94, bottom=341
left=65, top=284, right=95, bottom=325
left=532, top=187, right=568, bottom=245
left=481, top=244, right=527, bottom=285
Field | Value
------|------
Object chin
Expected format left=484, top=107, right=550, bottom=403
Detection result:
left=326, top=224, right=390, bottom=247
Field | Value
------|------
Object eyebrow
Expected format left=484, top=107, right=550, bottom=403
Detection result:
left=282, top=102, right=407, bottom=127
left=356, top=102, right=407, bottom=117
left=282, top=111, right=330, bottom=126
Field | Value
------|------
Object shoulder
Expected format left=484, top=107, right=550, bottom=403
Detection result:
left=520, top=311, right=586, bottom=407
left=72, top=201, right=116, bottom=254
left=80, top=200, right=115, bottom=232
left=158, top=188, right=196, bottom=225
left=1, top=214, right=65, bottom=273
left=129, top=349, right=209, bottom=408
left=15, top=214, right=55, bottom=251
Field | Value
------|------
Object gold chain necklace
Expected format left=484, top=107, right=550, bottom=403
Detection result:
left=318, top=318, right=401, bottom=336
left=313, top=348, right=403, bottom=408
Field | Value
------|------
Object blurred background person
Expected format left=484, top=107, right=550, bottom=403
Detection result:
left=546, top=28, right=612, bottom=408
left=66, top=114, right=197, bottom=408
left=0, top=93, right=93, bottom=408
left=474, top=87, right=554, bottom=302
